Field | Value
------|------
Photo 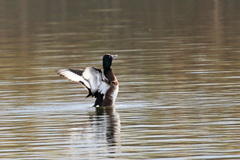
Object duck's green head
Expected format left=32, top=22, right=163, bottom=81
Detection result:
left=102, top=54, right=117, bottom=69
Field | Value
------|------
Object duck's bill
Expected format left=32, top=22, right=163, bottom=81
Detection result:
left=111, top=55, right=118, bottom=59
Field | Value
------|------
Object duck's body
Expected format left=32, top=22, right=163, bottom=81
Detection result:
left=57, top=55, right=119, bottom=107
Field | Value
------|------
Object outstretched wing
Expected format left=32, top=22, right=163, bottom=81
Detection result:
left=57, top=67, right=108, bottom=97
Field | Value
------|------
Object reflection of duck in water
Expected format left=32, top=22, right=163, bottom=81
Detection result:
left=93, top=106, right=121, bottom=149
left=68, top=107, right=121, bottom=156
left=57, top=55, right=119, bottom=107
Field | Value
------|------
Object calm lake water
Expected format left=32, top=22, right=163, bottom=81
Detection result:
left=0, top=1, right=240, bottom=159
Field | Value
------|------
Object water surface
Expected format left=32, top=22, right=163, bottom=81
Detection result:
left=0, top=1, right=240, bottom=159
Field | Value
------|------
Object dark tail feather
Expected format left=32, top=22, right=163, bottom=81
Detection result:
left=86, top=88, right=93, bottom=98
left=93, top=93, right=103, bottom=107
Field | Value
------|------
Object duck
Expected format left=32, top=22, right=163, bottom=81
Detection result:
left=57, top=54, right=119, bottom=107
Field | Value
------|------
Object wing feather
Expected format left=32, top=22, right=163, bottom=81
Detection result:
left=57, top=69, right=91, bottom=88
left=83, top=67, right=104, bottom=94
left=57, top=67, right=108, bottom=97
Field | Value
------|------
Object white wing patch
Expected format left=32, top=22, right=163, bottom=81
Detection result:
left=57, top=67, right=108, bottom=96
left=57, top=69, right=90, bottom=88
left=98, top=82, right=110, bottom=99
left=83, top=67, right=103, bottom=94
